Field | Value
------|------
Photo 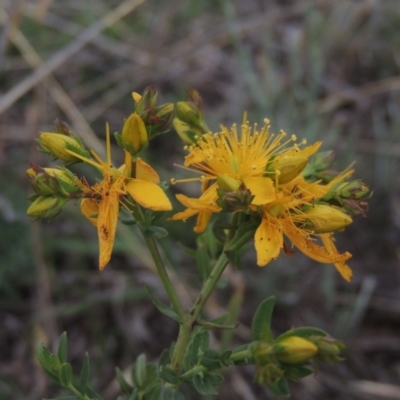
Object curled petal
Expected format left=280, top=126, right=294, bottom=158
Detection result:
left=80, top=198, right=99, bottom=227
left=321, top=233, right=353, bottom=281
left=284, top=223, right=352, bottom=265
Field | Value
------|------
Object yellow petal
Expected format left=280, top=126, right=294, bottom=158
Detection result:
left=254, top=216, right=283, bottom=266
left=295, top=141, right=322, bottom=158
left=243, top=176, right=276, bottom=206
left=136, top=158, right=160, bottom=183
left=194, top=211, right=212, bottom=233
left=97, top=187, right=119, bottom=270
left=284, top=222, right=351, bottom=264
left=175, top=184, right=220, bottom=212
left=126, top=179, right=172, bottom=211
left=80, top=198, right=99, bottom=227
left=321, top=233, right=353, bottom=281
left=169, top=208, right=199, bottom=221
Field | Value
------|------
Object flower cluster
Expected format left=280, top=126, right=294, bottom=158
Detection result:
left=27, top=89, right=174, bottom=270
left=170, top=117, right=369, bottom=281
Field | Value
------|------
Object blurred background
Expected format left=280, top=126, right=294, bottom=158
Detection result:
left=1, top=0, right=400, bottom=399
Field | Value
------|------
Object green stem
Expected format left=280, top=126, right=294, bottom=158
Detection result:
left=170, top=213, right=241, bottom=372
left=134, top=206, right=184, bottom=322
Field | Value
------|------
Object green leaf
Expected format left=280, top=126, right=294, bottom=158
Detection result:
left=251, top=296, right=276, bottom=342
left=127, top=389, right=138, bottom=400
left=79, top=352, right=90, bottom=393
left=133, top=354, right=147, bottom=388
left=116, top=367, right=134, bottom=395
left=58, top=363, right=73, bottom=388
left=37, top=344, right=59, bottom=380
left=159, top=348, right=172, bottom=366
left=177, top=243, right=197, bottom=258
left=143, top=381, right=162, bottom=400
left=43, top=396, right=78, bottom=400
left=200, top=349, right=231, bottom=370
left=57, top=332, right=68, bottom=364
left=160, top=366, right=181, bottom=385
left=183, top=328, right=209, bottom=370
left=267, top=377, right=291, bottom=397
left=162, top=387, right=185, bottom=400
left=282, top=365, right=313, bottom=381
left=224, top=250, right=243, bottom=269
left=276, top=327, right=328, bottom=341
left=85, top=385, right=104, bottom=400
left=145, top=285, right=179, bottom=321
left=192, top=372, right=222, bottom=396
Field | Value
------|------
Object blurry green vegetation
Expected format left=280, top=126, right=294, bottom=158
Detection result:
left=1, top=0, right=400, bottom=399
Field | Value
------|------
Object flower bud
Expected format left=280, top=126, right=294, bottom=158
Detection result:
left=335, top=180, right=369, bottom=200
left=276, top=336, right=318, bottom=364
left=266, top=156, right=307, bottom=184
left=303, top=204, right=353, bottom=233
left=43, top=168, right=82, bottom=196
left=176, top=101, right=201, bottom=126
left=217, top=174, right=241, bottom=192
left=173, top=118, right=201, bottom=145
left=314, top=336, right=345, bottom=363
left=133, top=86, right=157, bottom=114
left=39, top=133, right=87, bottom=162
left=26, top=196, right=66, bottom=219
left=120, top=112, right=148, bottom=155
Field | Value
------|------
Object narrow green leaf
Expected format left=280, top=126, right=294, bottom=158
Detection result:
left=116, top=367, right=134, bottom=395
left=145, top=285, right=179, bottom=321
left=177, top=243, right=197, bottom=258
left=58, top=363, right=73, bottom=388
left=85, top=385, right=104, bottom=400
left=267, top=378, right=291, bottom=397
left=162, top=387, right=185, bottom=400
left=37, top=344, right=59, bottom=380
left=251, top=297, right=276, bottom=342
left=200, top=349, right=228, bottom=370
left=159, top=348, right=172, bottom=366
left=134, top=354, right=147, bottom=388
left=276, top=327, right=328, bottom=341
left=127, top=389, right=138, bottom=400
left=79, top=352, right=90, bottom=393
left=57, top=332, right=68, bottom=364
left=224, top=250, right=243, bottom=269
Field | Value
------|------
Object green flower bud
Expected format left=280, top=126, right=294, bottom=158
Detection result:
left=217, top=174, right=241, bottom=192
left=43, top=168, right=82, bottom=196
left=302, top=204, right=352, bottom=233
left=276, top=336, right=318, bottom=365
left=314, top=336, right=345, bottom=363
left=39, top=133, right=87, bottom=162
left=266, top=156, right=308, bottom=184
left=120, top=112, right=148, bottom=155
left=26, top=196, right=66, bottom=219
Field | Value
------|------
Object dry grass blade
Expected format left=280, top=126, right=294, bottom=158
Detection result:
left=0, top=0, right=146, bottom=114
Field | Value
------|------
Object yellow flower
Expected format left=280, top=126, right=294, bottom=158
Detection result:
left=171, top=119, right=354, bottom=280
left=254, top=184, right=353, bottom=281
left=171, top=119, right=320, bottom=229
left=68, top=124, right=172, bottom=270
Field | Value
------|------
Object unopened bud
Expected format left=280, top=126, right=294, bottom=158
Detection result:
left=39, top=133, right=88, bottom=162
left=336, top=180, right=369, bottom=200
left=176, top=101, right=201, bottom=126
left=266, top=156, right=307, bottom=184
left=303, top=204, right=352, bottom=233
left=26, top=196, right=65, bottom=219
left=217, top=174, right=241, bottom=192
left=314, top=336, right=345, bottom=363
left=120, top=113, right=148, bottom=155
left=276, top=336, right=318, bottom=364
left=173, top=118, right=200, bottom=145
left=43, top=168, right=82, bottom=195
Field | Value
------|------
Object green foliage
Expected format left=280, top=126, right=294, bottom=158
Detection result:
left=145, top=285, right=179, bottom=321
left=251, top=296, right=276, bottom=342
